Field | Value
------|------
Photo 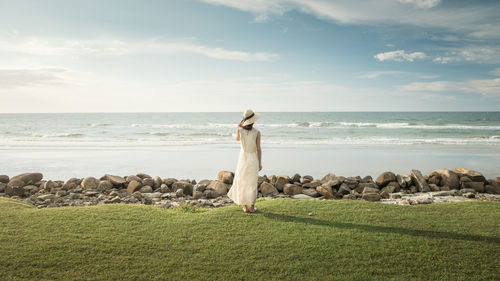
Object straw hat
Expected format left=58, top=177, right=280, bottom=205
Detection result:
left=241, top=109, right=260, bottom=126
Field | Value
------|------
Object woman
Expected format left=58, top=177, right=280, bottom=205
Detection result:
left=227, top=109, right=262, bottom=213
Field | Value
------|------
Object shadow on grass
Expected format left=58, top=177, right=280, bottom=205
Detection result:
left=261, top=212, right=500, bottom=244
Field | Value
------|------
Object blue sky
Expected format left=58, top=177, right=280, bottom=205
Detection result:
left=0, top=0, right=499, bottom=112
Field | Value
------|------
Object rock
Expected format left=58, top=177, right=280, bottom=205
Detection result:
left=10, top=172, right=43, bottom=185
left=292, top=194, right=313, bottom=199
left=484, top=184, right=500, bottom=195
left=324, top=179, right=342, bottom=189
left=386, top=182, right=401, bottom=193
left=303, top=188, right=319, bottom=197
left=362, top=186, right=379, bottom=194
left=217, top=171, right=234, bottom=184
left=103, top=174, right=126, bottom=186
left=409, top=185, right=418, bottom=193
left=461, top=181, right=484, bottom=193
left=360, top=176, right=373, bottom=183
left=136, top=173, right=152, bottom=179
left=362, top=193, right=381, bottom=201
left=38, top=194, right=56, bottom=201
left=460, top=188, right=476, bottom=194
left=396, top=174, right=406, bottom=188
left=320, top=173, right=336, bottom=183
left=316, top=185, right=334, bottom=199
left=175, top=188, right=184, bottom=197
left=300, top=175, right=313, bottom=184
left=203, top=189, right=219, bottom=199
left=429, top=183, right=440, bottom=192
left=193, top=190, right=203, bottom=199
left=139, top=185, right=153, bottom=193
left=375, top=172, right=396, bottom=187
left=81, top=177, right=99, bottom=190
left=171, top=181, right=194, bottom=196
left=84, top=191, right=99, bottom=197
left=0, top=182, right=5, bottom=193
left=160, top=184, right=171, bottom=193
left=162, top=178, right=177, bottom=187
left=464, top=192, right=475, bottom=199
left=380, top=189, right=390, bottom=199
left=268, top=175, right=277, bottom=185
left=127, top=180, right=142, bottom=194
left=433, top=169, right=460, bottom=189
left=97, top=180, right=113, bottom=192
left=110, top=196, right=121, bottom=203
left=433, top=190, right=460, bottom=197
left=283, top=184, right=303, bottom=195
left=153, top=176, right=162, bottom=189
left=428, top=175, right=441, bottom=185
left=338, top=183, right=351, bottom=195
left=41, top=180, right=56, bottom=191
left=259, top=182, right=278, bottom=197
left=440, top=185, right=451, bottom=191
left=275, top=175, right=290, bottom=191
left=355, top=182, right=377, bottom=193
left=0, top=175, right=9, bottom=183
left=23, top=185, right=39, bottom=194
left=343, top=178, right=358, bottom=189
left=460, top=176, right=472, bottom=183
left=126, top=175, right=142, bottom=182
left=207, top=181, right=230, bottom=196
left=343, top=194, right=356, bottom=200
left=197, top=179, right=211, bottom=187
left=142, top=177, right=154, bottom=187
left=62, top=178, right=80, bottom=190
left=390, top=194, right=402, bottom=199
left=6, top=179, right=25, bottom=196
left=453, top=167, right=486, bottom=182
left=411, top=170, right=430, bottom=192
left=302, top=180, right=322, bottom=189
left=291, top=173, right=301, bottom=182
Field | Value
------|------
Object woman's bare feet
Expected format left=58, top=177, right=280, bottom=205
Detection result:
left=249, top=205, right=257, bottom=213
left=243, top=205, right=249, bottom=213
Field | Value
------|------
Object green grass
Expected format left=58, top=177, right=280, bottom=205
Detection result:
left=1, top=197, right=499, bottom=281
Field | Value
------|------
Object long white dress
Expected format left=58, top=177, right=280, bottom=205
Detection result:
left=227, top=127, right=259, bottom=205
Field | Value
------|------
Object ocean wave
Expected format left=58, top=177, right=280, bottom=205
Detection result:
left=88, top=123, right=112, bottom=127
left=29, top=133, right=85, bottom=138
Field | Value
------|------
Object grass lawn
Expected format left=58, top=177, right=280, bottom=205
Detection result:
left=1, top=197, right=499, bottom=281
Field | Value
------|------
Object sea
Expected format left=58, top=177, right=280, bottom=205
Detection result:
left=1, top=112, right=499, bottom=180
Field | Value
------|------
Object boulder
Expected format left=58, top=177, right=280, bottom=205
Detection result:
left=320, top=173, right=336, bottom=184
left=300, top=175, right=313, bottom=184
left=0, top=182, right=5, bottom=193
left=429, top=183, right=440, bottom=192
left=316, top=185, right=334, bottom=199
left=302, top=180, right=322, bottom=189
left=291, top=173, right=301, bottom=182
left=292, top=194, right=313, bottom=199
left=275, top=175, right=290, bottom=191
left=362, top=186, right=379, bottom=194
left=10, top=172, right=43, bottom=185
left=127, top=180, right=142, bottom=194
left=97, top=180, right=113, bottom=192
left=0, top=175, right=9, bottom=183
left=62, top=178, right=80, bottom=190
left=375, top=172, right=396, bottom=187
left=386, top=181, right=401, bottom=193
left=41, top=180, right=56, bottom=191
left=153, top=176, right=162, bottom=189
left=160, top=184, right=171, bottom=193
left=172, top=181, right=194, bottom=196
left=380, top=189, right=390, bottom=199
left=175, top=188, right=184, bottom=197
left=259, top=182, right=278, bottom=197
left=338, top=183, right=351, bottom=195
left=38, top=194, right=56, bottom=201
left=343, top=177, right=358, bottom=189
left=142, top=177, right=154, bottom=187
left=283, top=184, right=303, bottom=195
left=81, top=177, right=99, bottom=190
left=484, top=184, right=500, bottom=195
left=126, top=175, right=142, bottom=182
left=268, top=175, right=277, bottom=185
left=303, top=188, right=319, bottom=197
left=207, top=181, right=230, bottom=196
left=355, top=182, right=377, bottom=193
left=362, top=193, right=381, bottom=201
left=433, top=169, right=460, bottom=189
left=203, top=189, right=219, bottom=199
left=23, top=185, right=38, bottom=194
left=193, top=190, right=203, bottom=199
left=136, top=173, right=152, bottom=179
left=5, top=179, right=25, bottom=196
left=139, top=185, right=153, bottom=193
left=428, top=175, right=441, bottom=185
left=162, top=178, right=178, bottom=187
left=461, top=181, right=484, bottom=193
left=103, top=174, right=126, bottom=186
left=453, top=167, right=486, bottom=182
left=410, top=170, right=430, bottom=192
left=217, top=171, right=234, bottom=184
left=360, top=175, right=373, bottom=183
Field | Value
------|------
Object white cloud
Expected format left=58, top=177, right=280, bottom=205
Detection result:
left=374, top=50, right=426, bottom=62
left=433, top=46, right=500, bottom=64
left=490, top=68, right=500, bottom=76
left=199, top=0, right=500, bottom=39
left=0, top=36, right=279, bottom=62
left=399, top=78, right=500, bottom=98
left=0, top=68, right=70, bottom=88
left=397, top=0, right=441, bottom=9
left=357, top=70, right=438, bottom=79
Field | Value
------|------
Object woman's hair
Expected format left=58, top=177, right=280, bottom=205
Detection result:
left=242, top=123, right=253, bottom=130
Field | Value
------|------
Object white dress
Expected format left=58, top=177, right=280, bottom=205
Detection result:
left=227, top=127, right=259, bottom=205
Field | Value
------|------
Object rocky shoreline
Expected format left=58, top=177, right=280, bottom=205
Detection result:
left=1, top=167, right=499, bottom=209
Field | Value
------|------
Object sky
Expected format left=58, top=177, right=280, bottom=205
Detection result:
left=0, top=0, right=499, bottom=112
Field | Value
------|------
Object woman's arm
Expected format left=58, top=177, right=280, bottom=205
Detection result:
left=236, top=122, right=241, bottom=141
left=257, top=131, right=262, bottom=171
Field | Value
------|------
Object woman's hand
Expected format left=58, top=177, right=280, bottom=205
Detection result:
left=259, top=163, right=262, bottom=171
left=238, top=121, right=243, bottom=128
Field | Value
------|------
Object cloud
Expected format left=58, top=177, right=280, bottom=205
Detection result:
left=0, top=36, right=279, bottom=62
left=433, top=46, right=500, bottom=64
left=490, top=68, right=500, bottom=76
left=357, top=70, right=438, bottom=79
left=199, top=0, right=500, bottom=39
left=397, top=0, right=441, bottom=9
left=374, top=50, right=426, bottom=62
left=399, top=78, right=500, bottom=98
left=0, top=68, right=70, bottom=88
